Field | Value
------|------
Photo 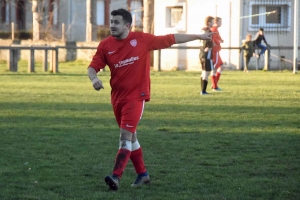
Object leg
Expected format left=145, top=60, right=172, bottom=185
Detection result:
left=201, top=57, right=212, bottom=94
left=243, top=56, right=248, bottom=71
left=211, top=51, right=218, bottom=89
left=104, top=128, right=132, bottom=191
left=130, top=132, right=150, bottom=187
left=201, top=70, right=209, bottom=94
left=215, top=53, right=223, bottom=88
left=200, top=60, right=205, bottom=93
left=105, top=101, right=146, bottom=190
left=257, top=44, right=267, bottom=56
left=245, top=56, right=251, bottom=72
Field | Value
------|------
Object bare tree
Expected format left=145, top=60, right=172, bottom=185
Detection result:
left=32, top=0, right=40, bottom=41
left=143, top=0, right=154, bottom=34
left=86, top=0, right=91, bottom=42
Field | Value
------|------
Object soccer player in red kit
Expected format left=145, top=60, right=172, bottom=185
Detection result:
left=210, top=17, right=224, bottom=91
left=87, top=8, right=214, bottom=191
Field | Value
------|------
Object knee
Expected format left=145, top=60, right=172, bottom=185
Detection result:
left=120, top=128, right=133, bottom=141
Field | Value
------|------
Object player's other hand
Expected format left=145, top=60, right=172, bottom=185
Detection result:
left=199, top=32, right=216, bottom=40
left=92, top=77, right=104, bottom=91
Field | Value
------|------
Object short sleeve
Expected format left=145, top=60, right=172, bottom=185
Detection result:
left=89, top=42, right=106, bottom=72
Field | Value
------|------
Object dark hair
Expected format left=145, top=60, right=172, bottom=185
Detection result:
left=205, top=16, right=214, bottom=26
left=259, top=28, right=264, bottom=31
left=111, top=8, right=132, bottom=25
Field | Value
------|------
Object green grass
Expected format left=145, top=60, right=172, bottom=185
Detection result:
left=0, top=60, right=300, bottom=200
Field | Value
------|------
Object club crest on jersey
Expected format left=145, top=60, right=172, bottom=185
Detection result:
left=130, top=39, right=137, bottom=47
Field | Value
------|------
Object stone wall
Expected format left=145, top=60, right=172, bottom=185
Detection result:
left=0, top=40, right=99, bottom=62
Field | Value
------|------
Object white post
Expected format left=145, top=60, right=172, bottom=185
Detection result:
left=86, top=0, right=91, bottom=42
left=293, top=0, right=299, bottom=74
left=62, top=23, right=65, bottom=42
left=11, top=22, right=14, bottom=40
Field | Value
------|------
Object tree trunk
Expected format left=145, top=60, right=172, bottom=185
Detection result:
left=86, top=0, right=92, bottom=42
left=32, top=0, right=40, bottom=41
left=143, top=0, right=154, bottom=34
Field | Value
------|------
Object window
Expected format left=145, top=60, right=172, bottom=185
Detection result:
left=96, top=0, right=105, bottom=26
left=1, top=0, right=8, bottom=23
left=130, top=0, right=142, bottom=26
left=16, top=0, right=25, bottom=30
left=166, top=3, right=186, bottom=31
left=170, top=7, right=182, bottom=27
left=5, top=1, right=9, bottom=24
left=249, top=1, right=291, bottom=31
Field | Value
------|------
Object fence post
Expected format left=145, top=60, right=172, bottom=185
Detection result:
left=62, top=23, right=65, bottom=42
left=7, top=47, right=14, bottom=71
left=7, top=47, right=18, bottom=72
left=11, top=22, right=14, bottom=40
left=43, top=47, right=48, bottom=72
left=50, top=48, right=58, bottom=73
left=28, top=47, right=35, bottom=72
left=264, top=47, right=270, bottom=71
left=54, top=47, right=58, bottom=73
left=158, top=49, right=161, bottom=71
left=49, top=49, right=53, bottom=72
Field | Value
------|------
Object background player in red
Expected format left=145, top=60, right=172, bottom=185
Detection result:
left=210, top=17, right=224, bottom=91
left=87, top=8, right=214, bottom=191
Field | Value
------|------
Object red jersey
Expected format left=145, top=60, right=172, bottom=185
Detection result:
left=89, top=32, right=175, bottom=104
left=210, top=25, right=223, bottom=52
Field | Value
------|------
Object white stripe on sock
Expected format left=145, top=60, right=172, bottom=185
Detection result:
left=119, top=140, right=132, bottom=151
left=132, top=140, right=141, bottom=151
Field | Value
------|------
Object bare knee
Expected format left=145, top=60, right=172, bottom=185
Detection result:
left=131, top=133, right=137, bottom=143
left=120, top=128, right=134, bottom=141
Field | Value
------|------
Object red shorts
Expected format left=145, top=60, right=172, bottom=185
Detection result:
left=113, top=100, right=145, bottom=133
left=212, top=51, right=223, bottom=69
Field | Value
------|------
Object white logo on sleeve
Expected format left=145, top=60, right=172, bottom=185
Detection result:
left=126, top=124, right=134, bottom=128
left=130, top=39, right=137, bottom=47
left=108, top=51, right=115, bottom=54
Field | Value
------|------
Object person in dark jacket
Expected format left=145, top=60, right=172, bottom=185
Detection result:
left=240, top=34, right=256, bottom=72
left=199, top=16, right=214, bottom=95
left=253, top=28, right=269, bottom=59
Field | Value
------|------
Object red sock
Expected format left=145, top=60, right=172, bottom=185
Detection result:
left=112, top=148, right=131, bottom=177
left=216, top=72, right=221, bottom=84
left=130, top=147, right=146, bottom=174
left=211, top=76, right=217, bottom=89
left=210, top=76, right=218, bottom=89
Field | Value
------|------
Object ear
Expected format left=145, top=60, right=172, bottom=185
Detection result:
left=125, top=23, right=131, bottom=29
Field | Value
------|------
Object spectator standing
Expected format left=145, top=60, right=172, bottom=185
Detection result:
left=240, top=34, right=256, bottom=72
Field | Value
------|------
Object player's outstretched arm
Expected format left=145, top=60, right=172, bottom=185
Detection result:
left=88, top=67, right=104, bottom=91
left=174, top=32, right=214, bottom=44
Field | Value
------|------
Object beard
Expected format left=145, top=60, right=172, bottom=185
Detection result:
left=110, top=30, right=123, bottom=39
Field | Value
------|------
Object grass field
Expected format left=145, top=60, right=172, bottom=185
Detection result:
left=0, top=60, right=300, bottom=200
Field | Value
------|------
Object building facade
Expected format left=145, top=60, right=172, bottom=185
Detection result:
left=0, top=0, right=299, bottom=70
left=153, top=0, right=299, bottom=70
left=0, top=0, right=143, bottom=41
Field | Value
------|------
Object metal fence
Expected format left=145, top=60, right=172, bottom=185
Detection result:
left=0, top=45, right=299, bottom=73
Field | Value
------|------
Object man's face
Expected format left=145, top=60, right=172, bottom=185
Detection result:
left=110, top=15, right=130, bottom=38
left=259, top=30, right=264, bottom=35
left=217, top=19, right=222, bottom=27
